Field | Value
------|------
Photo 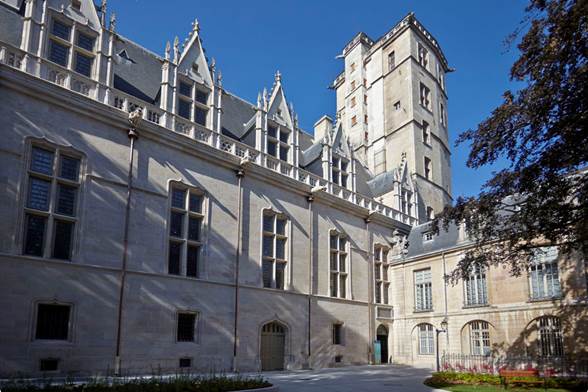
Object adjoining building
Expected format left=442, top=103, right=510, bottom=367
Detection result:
left=0, top=0, right=585, bottom=377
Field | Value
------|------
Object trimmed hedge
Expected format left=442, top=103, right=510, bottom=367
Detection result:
left=1, top=375, right=271, bottom=392
left=425, top=371, right=588, bottom=391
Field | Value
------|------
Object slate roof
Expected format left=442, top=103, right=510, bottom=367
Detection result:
left=405, top=221, right=470, bottom=259
left=112, top=35, right=164, bottom=103
left=0, top=2, right=415, bottom=245
left=220, top=91, right=257, bottom=139
left=0, top=1, right=23, bottom=47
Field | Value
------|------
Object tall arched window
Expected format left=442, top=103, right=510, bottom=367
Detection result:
left=469, top=321, right=491, bottom=356
left=417, top=323, right=434, bottom=355
left=537, top=316, right=564, bottom=357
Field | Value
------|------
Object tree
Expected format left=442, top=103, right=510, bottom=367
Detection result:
left=436, top=0, right=588, bottom=281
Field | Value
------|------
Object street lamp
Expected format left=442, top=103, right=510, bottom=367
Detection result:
left=436, top=318, right=448, bottom=372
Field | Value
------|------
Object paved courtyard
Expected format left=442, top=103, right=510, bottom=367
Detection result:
left=262, top=364, right=443, bottom=392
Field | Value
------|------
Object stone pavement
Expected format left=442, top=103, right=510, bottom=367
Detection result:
left=261, top=364, right=446, bottom=392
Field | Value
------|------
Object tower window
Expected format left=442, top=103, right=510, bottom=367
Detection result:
left=394, top=101, right=401, bottom=111
left=424, top=157, right=432, bottom=180
left=388, top=51, right=395, bottom=71
left=440, top=103, right=446, bottom=127
left=350, top=96, right=356, bottom=108
left=419, top=83, right=431, bottom=110
left=418, top=42, right=428, bottom=69
left=351, top=116, right=357, bottom=127
left=422, top=121, right=431, bottom=144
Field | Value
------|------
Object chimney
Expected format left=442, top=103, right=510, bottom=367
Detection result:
left=313, top=115, right=333, bottom=142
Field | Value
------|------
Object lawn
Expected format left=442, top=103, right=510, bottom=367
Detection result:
left=439, top=385, right=571, bottom=392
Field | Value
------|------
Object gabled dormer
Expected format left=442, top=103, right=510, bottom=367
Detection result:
left=394, top=153, right=418, bottom=219
left=160, top=19, right=216, bottom=132
left=21, top=0, right=102, bottom=82
left=176, top=19, right=212, bottom=87
left=256, top=71, right=300, bottom=167
left=267, top=71, right=294, bottom=130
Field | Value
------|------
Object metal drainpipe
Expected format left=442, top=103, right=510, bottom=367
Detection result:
left=366, top=215, right=374, bottom=364
left=232, top=167, right=245, bottom=371
left=114, top=112, right=141, bottom=375
left=306, top=193, right=314, bottom=368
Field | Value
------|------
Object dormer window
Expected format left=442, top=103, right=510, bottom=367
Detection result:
left=266, top=124, right=289, bottom=162
left=176, top=79, right=209, bottom=126
left=179, top=81, right=192, bottom=97
left=47, top=18, right=96, bottom=78
left=71, top=0, right=81, bottom=10
left=331, top=155, right=349, bottom=188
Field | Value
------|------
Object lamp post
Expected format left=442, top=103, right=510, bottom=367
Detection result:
left=436, top=318, right=448, bottom=372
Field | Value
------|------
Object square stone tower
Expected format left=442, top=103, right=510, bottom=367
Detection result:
left=333, top=13, right=453, bottom=220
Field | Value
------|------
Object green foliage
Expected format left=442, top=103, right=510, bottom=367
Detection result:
left=1, top=375, right=271, bottom=392
left=425, top=371, right=588, bottom=392
left=435, top=0, right=588, bottom=281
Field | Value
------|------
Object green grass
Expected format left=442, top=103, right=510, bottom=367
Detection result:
left=423, top=372, right=587, bottom=392
left=441, top=385, right=571, bottom=392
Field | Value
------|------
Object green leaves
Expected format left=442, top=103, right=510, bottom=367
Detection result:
left=438, top=0, right=587, bottom=280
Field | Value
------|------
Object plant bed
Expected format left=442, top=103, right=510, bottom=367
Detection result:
left=424, top=371, right=587, bottom=392
left=1, top=375, right=273, bottom=392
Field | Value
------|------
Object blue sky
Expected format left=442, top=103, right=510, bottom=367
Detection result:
left=110, top=0, right=528, bottom=198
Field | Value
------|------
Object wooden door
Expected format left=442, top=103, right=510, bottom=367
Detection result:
left=261, top=322, right=286, bottom=371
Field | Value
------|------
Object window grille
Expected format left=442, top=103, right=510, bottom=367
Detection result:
left=177, top=312, right=197, bottom=342
left=538, top=316, right=564, bottom=357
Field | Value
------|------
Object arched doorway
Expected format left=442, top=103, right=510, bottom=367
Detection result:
left=376, top=324, right=389, bottom=364
left=260, top=321, right=286, bottom=371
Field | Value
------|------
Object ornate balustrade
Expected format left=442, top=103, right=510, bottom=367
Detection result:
left=1, top=40, right=418, bottom=226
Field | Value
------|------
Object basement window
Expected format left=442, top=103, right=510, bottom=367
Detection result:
left=40, top=358, right=59, bottom=372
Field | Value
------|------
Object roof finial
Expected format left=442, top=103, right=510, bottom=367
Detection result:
left=192, top=18, right=200, bottom=34
left=100, top=0, right=107, bottom=25
left=262, top=87, right=268, bottom=110
left=109, top=11, right=116, bottom=32
left=164, top=41, right=171, bottom=60
left=257, top=92, right=262, bottom=108
left=217, top=70, right=222, bottom=87
left=173, top=36, right=180, bottom=63
left=275, top=70, right=281, bottom=83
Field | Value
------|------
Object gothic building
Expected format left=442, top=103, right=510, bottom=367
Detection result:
left=0, top=0, right=585, bottom=377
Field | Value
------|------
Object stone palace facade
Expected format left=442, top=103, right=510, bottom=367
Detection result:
left=0, top=0, right=586, bottom=376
